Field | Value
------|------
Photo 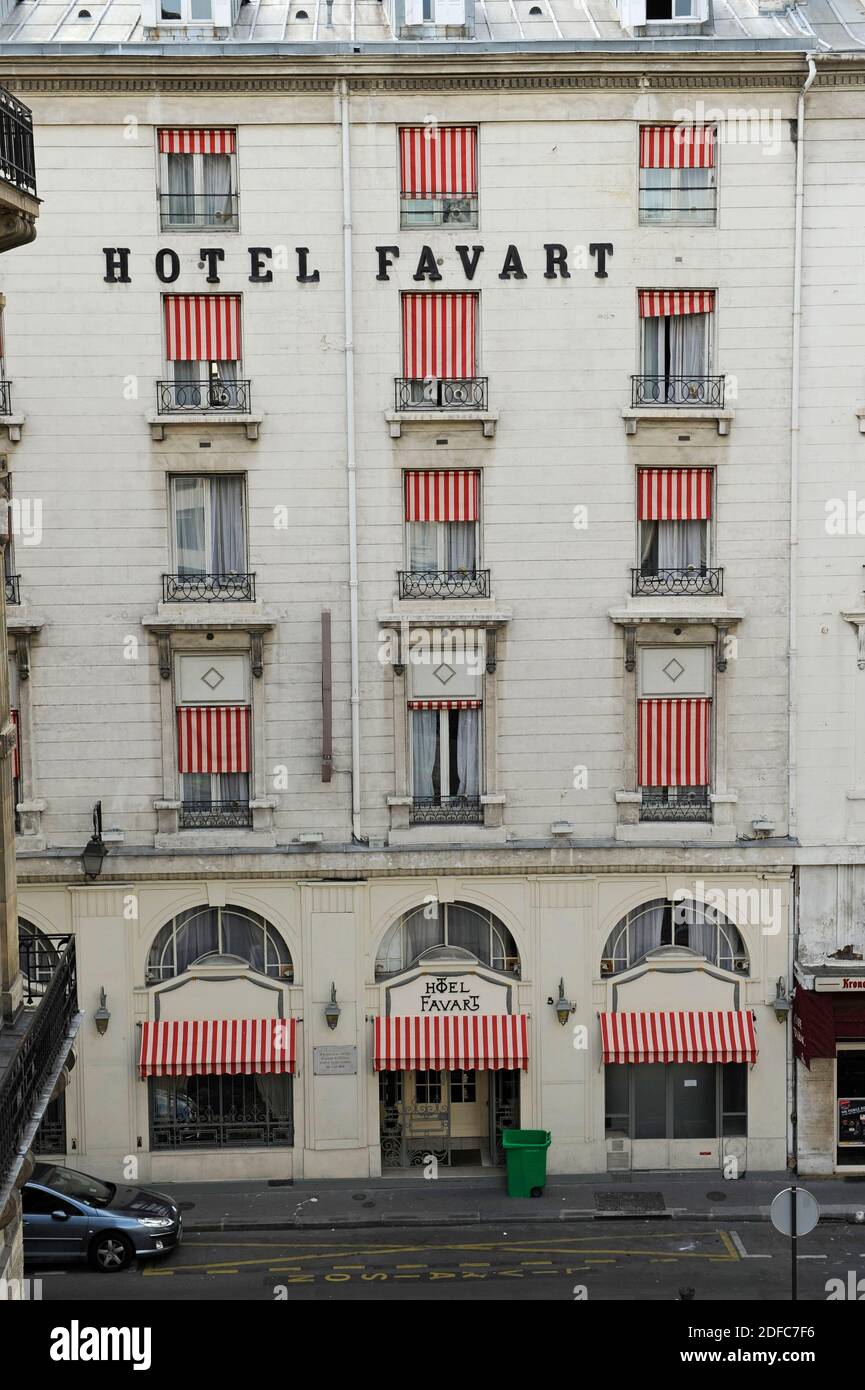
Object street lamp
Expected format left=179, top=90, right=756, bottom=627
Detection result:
left=324, top=982, right=341, bottom=1031
left=93, top=987, right=111, bottom=1036
left=81, top=801, right=107, bottom=880
left=548, top=978, right=575, bottom=1027
left=772, top=977, right=791, bottom=1024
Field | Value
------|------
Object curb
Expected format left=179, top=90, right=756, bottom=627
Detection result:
left=183, top=1208, right=865, bottom=1234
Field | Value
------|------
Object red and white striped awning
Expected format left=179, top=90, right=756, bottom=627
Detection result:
left=374, top=1014, right=528, bottom=1072
left=638, top=698, right=711, bottom=788
left=404, top=470, right=479, bottom=523
left=400, top=125, right=477, bottom=198
left=638, top=468, right=713, bottom=521
left=164, top=294, right=242, bottom=362
left=408, top=699, right=482, bottom=711
left=10, top=708, right=18, bottom=781
left=159, top=129, right=236, bottom=155
left=402, top=293, right=477, bottom=380
left=139, top=1018, right=296, bottom=1078
left=600, top=1011, right=757, bottom=1065
left=640, top=125, right=714, bottom=169
left=639, top=290, right=715, bottom=318
left=177, top=705, right=250, bottom=775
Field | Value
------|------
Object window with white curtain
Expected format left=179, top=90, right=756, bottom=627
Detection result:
left=160, top=144, right=236, bottom=230
left=410, top=706, right=481, bottom=805
left=145, top=904, right=292, bottom=981
left=407, top=519, right=478, bottom=574
left=375, top=901, right=519, bottom=976
left=639, top=518, right=708, bottom=575
left=170, top=474, right=246, bottom=577
left=642, top=312, right=710, bottom=386
left=171, top=357, right=242, bottom=408
left=600, top=898, right=749, bottom=975
left=640, top=166, right=715, bottom=226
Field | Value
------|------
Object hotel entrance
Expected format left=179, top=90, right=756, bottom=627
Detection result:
left=378, top=1067, right=520, bottom=1168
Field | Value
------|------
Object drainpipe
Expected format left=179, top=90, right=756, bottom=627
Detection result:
left=788, top=53, right=816, bottom=846
left=339, top=79, right=363, bottom=842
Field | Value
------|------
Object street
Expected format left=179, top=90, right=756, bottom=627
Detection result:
left=24, top=1220, right=865, bottom=1301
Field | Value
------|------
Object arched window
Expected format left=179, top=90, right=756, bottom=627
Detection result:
left=18, top=918, right=64, bottom=1003
left=145, top=906, right=292, bottom=982
left=375, top=902, right=519, bottom=977
left=601, top=897, right=749, bottom=976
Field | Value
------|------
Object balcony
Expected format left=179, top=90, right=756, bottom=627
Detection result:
left=632, top=567, right=723, bottom=597
left=150, top=379, right=262, bottom=441
left=631, top=375, right=724, bottom=408
left=0, top=936, right=79, bottom=1211
left=0, top=381, right=11, bottom=416
left=398, top=569, right=490, bottom=601
left=0, top=87, right=39, bottom=253
left=410, top=796, right=483, bottom=826
left=163, top=573, right=255, bottom=603
left=388, top=377, right=497, bottom=438
left=4, top=575, right=19, bottom=605
left=639, top=787, right=712, bottom=823
left=179, top=800, right=252, bottom=830
left=158, top=192, right=239, bottom=233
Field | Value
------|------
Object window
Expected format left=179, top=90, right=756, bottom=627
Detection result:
left=2, top=475, right=17, bottom=605
left=399, top=293, right=483, bottom=408
left=160, top=0, right=213, bottom=20
left=145, top=904, right=292, bottom=981
left=638, top=698, right=711, bottom=821
left=646, top=0, right=697, bottom=16
left=639, top=126, right=716, bottom=227
left=401, top=470, right=484, bottom=599
left=158, top=129, right=237, bottom=231
left=18, top=920, right=64, bottom=1001
left=410, top=703, right=481, bottom=815
left=34, top=1094, right=66, bottom=1155
left=636, top=468, right=715, bottom=595
left=414, top=1070, right=442, bottom=1104
left=175, top=653, right=252, bottom=828
left=600, top=897, right=749, bottom=975
left=376, top=901, right=519, bottom=976
left=449, top=1069, right=476, bottom=1102
left=150, top=1073, right=293, bottom=1149
left=161, top=294, right=248, bottom=415
left=399, top=126, right=478, bottom=229
left=638, top=291, right=716, bottom=406
left=168, top=474, right=249, bottom=600
left=605, top=1062, right=748, bottom=1140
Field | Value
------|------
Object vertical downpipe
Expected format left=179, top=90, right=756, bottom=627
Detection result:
left=340, top=79, right=363, bottom=842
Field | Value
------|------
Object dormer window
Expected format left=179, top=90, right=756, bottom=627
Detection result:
left=161, top=0, right=212, bottom=17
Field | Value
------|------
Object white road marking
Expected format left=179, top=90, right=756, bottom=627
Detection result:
left=730, top=1231, right=771, bottom=1259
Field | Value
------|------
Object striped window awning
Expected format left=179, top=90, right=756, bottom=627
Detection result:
left=373, top=1015, right=528, bottom=1072
left=11, top=708, right=18, bottom=781
left=408, top=699, right=482, bottom=711
left=638, top=468, right=713, bottom=521
left=600, top=1011, right=757, bottom=1065
left=639, top=290, right=715, bottom=318
left=640, top=125, right=714, bottom=169
left=400, top=126, right=478, bottom=198
left=159, top=129, right=236, bottom=155
left=402, top=292, right=477, bottom=380
left=638, top=698, right=711, bottom=788
left=177, top=705, right=250, bottom=774
left=404, top=470, right=479, bottom=523
left=164, top=294, right=241, bottom=362
left=139, top=1019, right=296, bottom=1078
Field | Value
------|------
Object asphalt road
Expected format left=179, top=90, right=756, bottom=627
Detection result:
left=23, top=1220, right=865, bottom=1301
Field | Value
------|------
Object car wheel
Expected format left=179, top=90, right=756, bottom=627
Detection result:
left=89, top=1232, right=134, bottom=1273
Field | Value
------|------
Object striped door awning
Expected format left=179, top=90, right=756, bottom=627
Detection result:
left=177, top=705, right=251, bottom=774
left=640, top=125, right=714, bottom=169
left=638, top=468, right=713, bottom=521
left=11, top=708, right=18, bottom=781
left=600, top=1011, right=757, bottom=1065
left=400, top=126, right=478, bottom=197
left=408, top=699, right=482, bottom=710
left=139, top=1019, right=297, bottom=1078
left=159, top=129, right=236, bottom=155
left=404, top=470, right=479, bottom=522
left=639, top=290, right=715, bottom=318
left=402, top=293, right=477, bottom=380
left=164, top=294, right=242, bottom=361
left=638, top=698, right=711, bottom=788
left=373, top=1014, right=528, bottom=1072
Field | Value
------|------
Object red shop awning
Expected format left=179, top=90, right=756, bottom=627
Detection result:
left=600, top=1011, right=757, bottom=1065
left=139, top=1019, right=297, bottom=1078
left=793, top=987, right=865, bottom=1069
left=373, top=1014, right=528, bottom=1072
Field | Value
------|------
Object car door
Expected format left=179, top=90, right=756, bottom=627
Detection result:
left=22, top=1185, right=91, bottom=1261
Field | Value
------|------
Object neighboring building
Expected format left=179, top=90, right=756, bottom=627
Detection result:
left=0, top=0, right=861, bottom=1184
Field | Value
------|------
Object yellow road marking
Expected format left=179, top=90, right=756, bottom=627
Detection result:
left=142, top=1269, right=174, bottom=1277
left=717, top=1229, right=740, bottom=1261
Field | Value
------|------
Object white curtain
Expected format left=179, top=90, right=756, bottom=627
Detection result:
left=669, top=312, right=707, bottom=381
left=446, top=522, right=476, bottom=572
left=657, top=519, right=705, bottom=570
left=411, top=708, right=439, bottom=799
left=446, top=903, right=487, bottom=960
left=210, top=475, right=244, bottom=573
left=173, top=476, right=207, bottom=574
left=221, top=910, right=265, bottom=971
left=173, top=907, right=219, bottom=973
left=217, top=771, right=249, bottom=806
left=630, top=901, right=667, bottom=963
left=455, top=708, right=479, bottom=798
left=403, top=906, right=444, bottom=962
left=166, top=153, right=194, bottom=224
left=642, top=167, right=673, bottom=221
left=409, top=521, right=438, bottom=572
left=676, top=902, right=717, bottom=960
left=202, top=153, right=232, bottom=223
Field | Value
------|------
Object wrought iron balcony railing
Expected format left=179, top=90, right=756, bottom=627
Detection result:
left=5, top=574, right=20, bottom=604
left=158, top=192, right=239, bottom=232
left=0, top=88, right=37, bottom=197
left=398, top=569, right=490, bottom=600
left=179, top=800, right=252, bottom=830
left=156, top=379, right=252, bottom=415
left=18, top=932, right=71, bottom=1006
left=163, top=573, right=255, bottom=603
left=0, top=380, right=12, bottom=416
left=632, top=566, right=723, bottom=597
left=639, top=788, right=712, bottom=823
left=395, top=377, right=488, bottom=411
left=410, top=796, right=483, bottom=826
left=631, top=375, right=725, bottom=408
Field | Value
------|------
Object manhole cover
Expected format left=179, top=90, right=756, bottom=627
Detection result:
left=267, top=1179, right=293, bottom=1187
left=352, top=1193, right=368, bottom=1202
left=595, top=1190, right=665, bottom=1213
left=706, top=1191, right=727, bottom=1202
left=363, top=1201, right=376, bottom=1209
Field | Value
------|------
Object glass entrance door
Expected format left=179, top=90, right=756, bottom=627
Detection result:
left=837, top=1045, right=865, bottom=1167
left=380, top=1069, right=514, bottom=1168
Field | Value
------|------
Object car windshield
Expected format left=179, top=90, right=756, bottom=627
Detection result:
left=38, top=1166, right=115, bottom=1207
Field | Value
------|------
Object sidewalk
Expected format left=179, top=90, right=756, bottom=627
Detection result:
left=158, top=1169, right=865, bottom=1233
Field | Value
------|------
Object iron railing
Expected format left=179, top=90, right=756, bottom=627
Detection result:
left=158, top=192, right=239, bottom=232
left=156, top=379, right=252, bottom=415
left=0, top=937, right=76, bottom=1200
left=4, top=574, right=20, bottom=605
left=400, top=195, right=479, bottom=230
left=179, top=800, right=252, bottom=830
left=632, top=566, right=723, bottom=596
left=631, top=375, right=725, bottom=408
left=398, top=569, right=490, bottom=600
left=0, top=88, right=37, bottom=198
left=19, top=932, right=70, bottom=1006
left=33, top=1094, right=66, bottom=1155
left=0, top=381, right=11, bottom=416
left=638, top=187, right=716, bottom=227
left=640, top=788, right=712, bottom=823
left=163, top=573, right=255, bottom=603
left=150, top=1075, right=293, bottom=1149
left=410, top=796, right=483, bottom=825
left=395, top=377, right=488, bottom=411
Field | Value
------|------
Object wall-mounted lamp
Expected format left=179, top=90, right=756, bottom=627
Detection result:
left=93, top=987, right=111, bottom=1036
left=324, top=982, right=341, bottom=1031
left=81, top=801, right=107, bottom=880
left=772, top=977, right=791, bottom=1024
left=547, top=978, right=576, bottom=1027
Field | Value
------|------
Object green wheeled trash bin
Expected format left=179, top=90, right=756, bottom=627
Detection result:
left=501, top=1128, right=552, bottom=1198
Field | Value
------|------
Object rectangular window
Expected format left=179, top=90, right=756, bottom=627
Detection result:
left=639, top=126, right=715, bottom=226
left=175, top=655, right=251, bottom=828
left=168, top=475, right=248, bottom=599
left=402, top=470, right=482, bottom=598
left=409, top=702, right=481, bottom=816
left=400, top=292, right=480, bottom=407
left=399, top=126, right=478, bottom=229
left=636, top=468, right=715, bottom=595
left=415, top=1070, right=442, bottom=1104
left=150, top=1074, right=293, bottom=1149
left=162, top=294, right=247, bottom=414
left=158, top=129, right=237, bottom=230
left=646, top=0, right=697, bottom=18
left=638, top=291, right=716, bottom=406
left=605, top=1063, right=747, bottom=1140
left=450, top=1070, right=477, bottom=1103
left=638, top=696, right=711, bottom=822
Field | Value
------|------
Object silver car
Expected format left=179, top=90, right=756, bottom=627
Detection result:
left=22, top=1162, right=182, bottom=1272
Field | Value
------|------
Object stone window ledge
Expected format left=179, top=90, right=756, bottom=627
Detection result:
left=15, top=798, right=47, bottom=851
left=387, top=792, right=506, bottom=839
left=155, top=798, right=276, bottom=848
left=378, top=608, right=512, bottom=630
left=615, top=790, right=738, bottom=839
left=622, top=406, right=734, bottom=437
left=142, top=605, right=276, bottom=635
left=147, top=413, right=263, bottom=442
left=0, top=414, right=25, bottom=443
left=385, top=408, right=498, bottom=439
left=609, top=604, right=744, bottom=629
left=6, top=612, right=43, bottom=637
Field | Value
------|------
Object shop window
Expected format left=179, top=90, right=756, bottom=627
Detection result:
left=375, top=900, right=520, bottom=977
left=605, top=1063, right=747, bottom=1140
left=600, top=897, right=749, bottom=976
left=150, top=1073, right=293, bottom=1149
left=145, top=904, right=292, bottom=982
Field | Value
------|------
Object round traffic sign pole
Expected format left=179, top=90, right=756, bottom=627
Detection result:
left=769, top=1186, right=820, bottom=1301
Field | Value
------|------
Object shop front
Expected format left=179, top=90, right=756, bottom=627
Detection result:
left=794, top=975, right=865, bottom=1171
